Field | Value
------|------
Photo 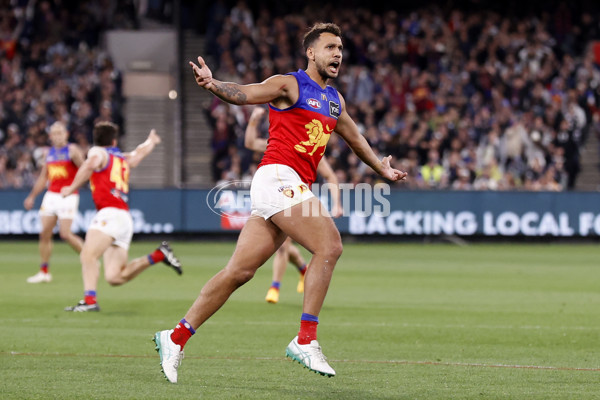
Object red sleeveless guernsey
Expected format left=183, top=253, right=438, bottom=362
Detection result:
left=89, top=147, right=129, bottom=211
left=258, top=69, right=341, bottom=185
left=46, top=145, right=78, bottom=193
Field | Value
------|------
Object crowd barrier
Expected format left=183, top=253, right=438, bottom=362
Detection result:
left=2, top=188, right=600, bottom=237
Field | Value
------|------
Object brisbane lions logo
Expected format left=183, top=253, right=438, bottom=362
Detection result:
left=48, top=164, right=68, bottom=180
left=294, top=119, right=332, bottom=156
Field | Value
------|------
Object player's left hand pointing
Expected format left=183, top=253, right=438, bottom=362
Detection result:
left=380, top=155, right=407, bottom=182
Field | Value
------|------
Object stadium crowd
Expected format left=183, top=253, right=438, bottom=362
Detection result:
left=0, top=0, right=133, bottom=189
left=2, top=1, right=600, bottom=192
left=203, top=2, right=600, bottom=191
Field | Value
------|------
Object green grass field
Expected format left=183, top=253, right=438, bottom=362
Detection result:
left=1, top=240, right=599, bottom=399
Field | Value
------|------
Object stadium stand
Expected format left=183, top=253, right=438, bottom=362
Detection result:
left=202, top=2, right=600, bottom=191
left=2, top=1, right=600, bottom=191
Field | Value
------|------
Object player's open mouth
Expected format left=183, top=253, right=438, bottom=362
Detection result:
left=329, top=61, right=340, bottom=73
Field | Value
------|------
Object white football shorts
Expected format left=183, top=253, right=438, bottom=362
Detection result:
left=88, top=207, right=133, bottom=250
left=39, top=191, right=79, bottom=220
left=250, top=164, right=315, bottom=220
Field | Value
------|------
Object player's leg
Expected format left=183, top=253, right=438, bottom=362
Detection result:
left=56, top=193, right=83, bottom=253
left=154, top=216, right=286, bottom=383
left=27, top=214, right=57, bottom=283
left=287, top=243, right=308, bottom=293
left=102, top=243, right=182, bottom=285
left=266, top=237, right=292, bottom=303
left=272, top=198, right=342, bottom=318
left=184, top=216, right=286, bottom=327
left=271, top=197, right=343, bottom=376
left=57, top=218, right=83, bottom=253
left=100, top=207, right=182, bottom=285
left=64, top=228, right=112, bottom=312
left=102, top=245, right=135, bottom=285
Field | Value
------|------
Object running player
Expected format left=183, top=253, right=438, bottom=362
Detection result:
left=24, top=122, right=85, bottom=283
left=244, top=106, right=343, bottom=304
left=61, top=122, right=182, bottom=312
left=153, top=22, right=406, bottom=383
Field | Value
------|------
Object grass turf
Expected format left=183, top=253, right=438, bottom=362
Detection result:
left=0, top=240, right=599, bottom=399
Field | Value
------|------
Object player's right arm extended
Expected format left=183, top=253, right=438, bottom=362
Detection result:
left=24, top=164, right=48, bottom=210
left=189, top=56, right=294, bottom=105
left=125, top=129, right=161, bottom=168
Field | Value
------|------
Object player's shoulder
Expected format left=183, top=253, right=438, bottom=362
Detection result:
left=264, top=73, right=296, bottom=85
left=88, top=146, right=108, bottom=158
left=336, top=90, right=346, bottom=107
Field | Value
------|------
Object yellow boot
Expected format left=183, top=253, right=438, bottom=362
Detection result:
left=296, top=274, right=305, bottom=293
left=265, top=287, right=279, bottom=304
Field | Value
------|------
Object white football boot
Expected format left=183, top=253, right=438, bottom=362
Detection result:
left=153, top=329, right=184, bottom=383
left=27, top=271, right=52, bottom=283
left=285, top=336, right=336, bottom=377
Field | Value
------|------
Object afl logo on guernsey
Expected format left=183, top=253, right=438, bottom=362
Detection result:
left=307, top=98, right=321, bottom=109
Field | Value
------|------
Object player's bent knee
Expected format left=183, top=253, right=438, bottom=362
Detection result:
left=317, top=240, right=343, bottom=260
left=106, top=278, right=124, bottom=286
left=80, top=251, right=93, bottom=265
left=39, top=230, right=53, bottom=241
left=104, top=272, right=125, bottom=286
left=58, top=231, right=72, bottom=241
left=331, top=240, right=343, bottom=259
left=225, top=267, right=256, bottom=287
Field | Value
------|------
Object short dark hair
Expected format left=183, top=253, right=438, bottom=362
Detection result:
left=93, top=122, right=118, bottom=146
left=302, top=22, right=342, bottom=52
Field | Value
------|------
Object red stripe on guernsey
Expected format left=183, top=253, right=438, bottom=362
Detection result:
left=258, top=69, right=340, bottom=185
left=46, top=146, right=78, bottom=193
left=90, top=148, right=129, bottom=211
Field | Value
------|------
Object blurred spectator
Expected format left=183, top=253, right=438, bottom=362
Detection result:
left=0, top=1, right=131, bottom=188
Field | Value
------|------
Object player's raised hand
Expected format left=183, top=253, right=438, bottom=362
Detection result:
left=189, top=56, right=214, bottom=90
left=380, top=155, right=407, bottom=182
left=147, top=129, right=161, bottom=145
left=249, top=106, right=267, bottom=122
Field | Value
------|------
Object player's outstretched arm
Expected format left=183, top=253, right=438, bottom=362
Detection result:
left=244, top=107, right=268, bottom=152
left=60, top=149, right=106, bottom=197
left=189, top=56, right=296, bottom=106
left=24, top=162, right=48, bottom=210
left=125, top=129, right=161, bottom=169
left=334, top=95, right=407, bottom=182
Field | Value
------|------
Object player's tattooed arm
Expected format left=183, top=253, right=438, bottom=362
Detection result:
left=211, top=81, right=248, bottom=105
left=190, top=56, right=294, bottom=105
